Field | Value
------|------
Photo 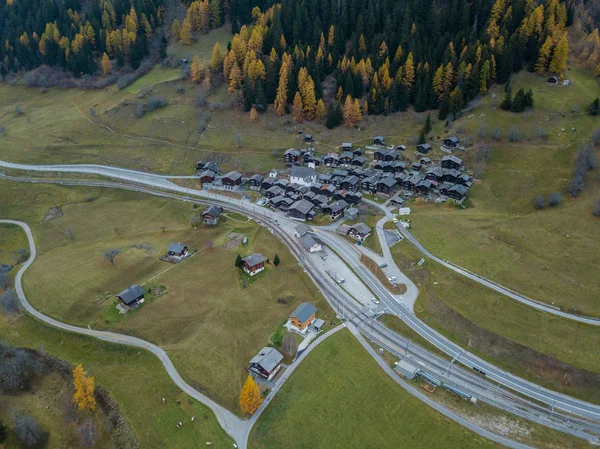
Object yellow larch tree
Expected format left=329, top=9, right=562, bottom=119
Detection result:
left=249, top=106, right=258, bottom=122
left=211, top=42, right=224, bottom=72
left=73, top=364, right=96, bottom=412
left=239, top=375, right=262, bottom=414
left=274, top=58, right=290, bottom=116
left=228, top=62, right=242, bottom=94
left=315, top=99, right=326, bottom=122
left=292, top=91, right=304, bottom=123
left=403, top=52, right=415, bottom=91
left=101, top=52, right=112, bottom=76
left=191, top=56, right=204, bottom=83
left=549, top=33, right=568, bottom=77
left=180, top=18, right=193, bottom=45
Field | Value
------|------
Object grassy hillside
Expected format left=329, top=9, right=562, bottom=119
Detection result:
left=0, top=313, right=233, bottom=449
left=0, top=182, right=334, bottom=414
left=409, top=67, right=600, bottom=316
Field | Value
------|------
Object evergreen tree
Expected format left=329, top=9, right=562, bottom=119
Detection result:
left=414, top=85, right=428, bottom=112
left=511, top=88, right=526, bottom=112
left=438, top=93, right=450, bottom=120
left=500, top=89, right=512, bottom=110
left=325, top=102, right=343, bottom=129
left=273, top=254, right=280, bottom=266
left=235, top=254, right=242, bottom=268
left=0, top=420, right=6, bottom=444
left=423, top=113, right=432, bottom=134
left=524, top=89, right=534, bottom=109
left=588, top=98, right=600, bottom=116
left=254, top=81, right=267, bottom=112
left=418, top=130, right=426, bottom=144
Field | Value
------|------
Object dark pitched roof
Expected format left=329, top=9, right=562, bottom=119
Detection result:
left=200, top=169, right=216, bottom=179
left=202, top=205, right=223, bottom=217
left=289, top=199, right=315, bottom=215
left=295, top=223, right=312, bottom=236
left=350, top=223, right=371, bottom=235
left=250, top=173, right=264, bottom=182
left=117, top=285, right=145, bottom=305
left=242, top=253, right=266, bottom=267
left=167, top=242, right=186, bottom=254
left=223, top=171, right=242, bottom=181
left=449, top=184, right=468, bottom=195
left=445, top=136, right=460, bottom=144
left=329, top=200, right=349, bottom=213
left=250, top=347, right=284, bottom=373
left=442, top=155, right=463, bottom=165
left=290, top=302, right=318, bottom=323
left=378, top=177, right=397, bottom=187
left=299, top=233, right=321, bottom=251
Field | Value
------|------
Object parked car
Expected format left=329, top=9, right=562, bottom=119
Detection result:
left=337, top=278, right=345, bottom=284
left=372, top=297, right=380, bottom=304
left=379, top=263, right=388, bottom=268
left=388, top=276, right=397, bottom=282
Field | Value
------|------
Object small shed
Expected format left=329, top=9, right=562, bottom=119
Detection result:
left=373, top=136, right=385, bottom=145
left=394, top=359, right=419, bottom=380
left=312, top=318, right=325, bottom=332
left=416, top=143, right=432, bottom=154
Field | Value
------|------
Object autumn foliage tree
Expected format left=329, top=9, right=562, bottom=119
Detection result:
left=292, top=91, right=304, bottom=122
left=239, top=374, right=262, bottom=414
left=191, top=56, right=204, bottom=83
left=73, top=364, right=96, bottom=412
left=101, top=53, right=112, bottom=76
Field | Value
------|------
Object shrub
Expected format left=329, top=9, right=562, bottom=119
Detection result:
left=588, top=98, right=600, bottom=116
left=535, top=127, right=548, bottom=141
left=547, top=192, right=562, bottom=206
left=567, top=174, right=585, bottom=197
left=117, top=74, right=135, bottom=90
left=533, top=195, right=545, bottom=209
left=592, top=128, right=600, bottom=146
left=477, top=125, right=488, bottom=138
left=491, top=127, right=503, bottom=141
left=136, top=103, right=145, bottom=119
left=0, top=126, right=6, bottom=136
left=0, top=289, right=20, bottom=316
left=593, top=199, right=600, bottom=217
left=147, top=96, right=167, bottom=111
left=10, top=410, right=48, bottom=449
left=507, top=126, right=522, bottom=142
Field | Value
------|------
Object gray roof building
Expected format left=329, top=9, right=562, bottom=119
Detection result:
left=242, top=253, right=266, bottom=267
left=250, top=347, right=284, bottom=374
left=117, top=285, right=145, bottom=306
left=167, top=242, right=186, bottom=254
left=350, top=223, right=371, bottom=235
left=295, top=223, right=313, bottom=236
left=299, top=233, right=321, bottom=251
left=290, top=302, right=318, bottom=323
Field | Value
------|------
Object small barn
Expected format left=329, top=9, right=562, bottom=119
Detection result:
left=416, top=143, right=432, bottom=154
left=117, top=285, right=145, bottom=310
left=241, top=253, right=266, bottom=276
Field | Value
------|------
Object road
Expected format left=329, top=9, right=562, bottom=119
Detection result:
left=361, top=198, right=600, bottom=326
left=2, top=161, right=600, bottom=442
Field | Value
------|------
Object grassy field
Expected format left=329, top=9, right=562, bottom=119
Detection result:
left=167, top=26, right=232, bottom=64
left=122, top=66, right=182, bottom=94
left=405, top=66, right=600, bottom=316
left=0, top=223, right=28, bottom=264
left=0, top=181, right=334, bottom=414
left=389, top=239, right=600, bottom=404
left=250, top=329, right=500, bottom=449
left=0, top=313, right=233, bottom=448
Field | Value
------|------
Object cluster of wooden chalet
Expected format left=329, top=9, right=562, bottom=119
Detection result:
left=195, top=136, right=471, bottom=223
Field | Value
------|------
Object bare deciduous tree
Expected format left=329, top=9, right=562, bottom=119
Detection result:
left=103, top=249, right=122, bottom=266
left=75, top=418, right=97, bottom=448
left=1, top=289, right=20, bottom=316
left=10, top=409, right=48, bottom=448
left=281, top=334, right=298, bottom=357
left=12, top=248, right=29, bottom=264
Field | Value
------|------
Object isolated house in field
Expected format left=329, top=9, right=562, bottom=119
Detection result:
left=299, top=233, right=322, bottom=253
left=249, top=347, right=284, bottom=380
left=373, top=136, right=385, bottom=145
left=167, top=242, right=188, bottom=258
left=348, top=223, right=371, bottom=241
left=242, top=253, right=266, bottom=276
left=117, top=285, right=145, bottom=310
left=222, top=171, right=242, bottom=189
left=441, top=155, right=463, bottom=170
left=416, top=143, right=431, bottom=154
left=289, top=302, right=318, bottom=332
left=202, top=206, right=223, bottom=225
left=443, top=136, right=461, bottom=148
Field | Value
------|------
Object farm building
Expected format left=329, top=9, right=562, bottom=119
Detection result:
left=249, top=347, right=284, bottom=380
left=221, top=171, right=242, bottom=189
left=348, top=223, right=372, bottom=241
left=441, top=155, right=463, bottom=170
left=443, top=136, right=461, bottom=148
left=417, top=143, right=432, bottom=154
left=202, top=206, right=223, bottom=225
left=117, top=285, right=145, bottom=311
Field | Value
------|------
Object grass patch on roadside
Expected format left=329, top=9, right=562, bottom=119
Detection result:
left=250, top=329, right=499, bottom=449
left=390, top=240, right=600, bottom=405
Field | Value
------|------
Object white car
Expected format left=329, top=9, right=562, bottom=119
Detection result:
left=388, top=276, right=397, bottom=282
left=372, top=297, right=380, bottom=304
left=337, top=278, right=345, bottom=284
